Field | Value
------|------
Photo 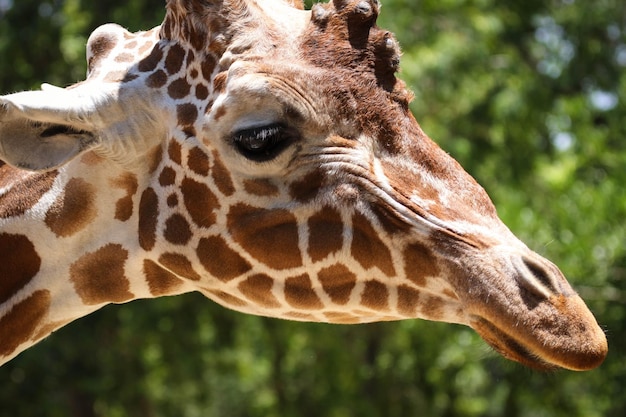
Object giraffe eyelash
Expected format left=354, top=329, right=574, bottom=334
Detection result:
left=231, top=122, right=298, bottom=162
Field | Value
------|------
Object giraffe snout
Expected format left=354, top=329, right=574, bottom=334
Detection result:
left=467, top=250, right=608, bottom=370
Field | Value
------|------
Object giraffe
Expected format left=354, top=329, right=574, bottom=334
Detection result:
left=0, top=0, right=607, bottom=371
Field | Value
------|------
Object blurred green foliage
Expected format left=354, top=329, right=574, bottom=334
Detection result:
left=1, top=0, right=625, bottom=416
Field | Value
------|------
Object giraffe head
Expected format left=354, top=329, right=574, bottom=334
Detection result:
left=0, top=0, right=607, bottom=370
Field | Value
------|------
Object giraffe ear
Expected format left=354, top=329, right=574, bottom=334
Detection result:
left=0, top=85, right=99, bottom=171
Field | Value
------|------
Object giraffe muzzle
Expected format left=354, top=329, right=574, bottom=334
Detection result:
left=467, top=252, right=608, bottom=371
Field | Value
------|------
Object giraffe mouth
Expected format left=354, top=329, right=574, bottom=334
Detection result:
left=471, top=317, right=555, bottom=370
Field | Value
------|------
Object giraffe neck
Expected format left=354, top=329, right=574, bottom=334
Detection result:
left=0, top=21, right=232, bottom=363
left=0, top=151, right=201, bottom=364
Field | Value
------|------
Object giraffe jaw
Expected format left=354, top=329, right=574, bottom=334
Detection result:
left=471, top=317, right=558, bottom=370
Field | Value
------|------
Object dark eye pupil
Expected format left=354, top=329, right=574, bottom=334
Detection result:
left=233, top=123, right=292, bottom=161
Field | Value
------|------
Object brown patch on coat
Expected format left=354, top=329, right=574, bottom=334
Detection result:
left=110, top=172, right=138, bottom=222
left=351, top=212, right=395, bottom=276
left=420, top=295, right=444, bottom=320
left=307, top=206, right=344, bottom=262
left=243, top=179, right=279, bottom=197
left=0, top=234, right=41, bottom=304
left=168, top=77, right=192, bottom=99
left=168, top=140, right=182, bottom=165
left=165, top=43, right=186, bottom=74
left=397, top=285, right=421, bottom=317
left=187, top=147, right=210, bottom=176
left=159, top=252, right=202, bottom=281
left=182, top=126, right=197, bottom=138
left=403, top=241, right=439, bottom=287
left=360, top=280, right=390, bottom=311
left=196, top=236, right=251, bottom=282
left=238, top=274, right=281, bottom=308
left=146, top=69, right=168, bottom=88
left=200, top=55, right=217, bottom=81
left=228, top=204, right=302, bottom=270
left=284, top=274, right=323, bottom=309
left=70, top=244, right=133, bottom=305
left=159, top=166, right=177, bottom=186
left=138, top=44, right=164, bottom=72
left=317, top=263, right=357, bottom=305
left=138, top=187, right=159, bottom=251
left=211, top=151, right=235, bottom=196
left=0, top=169, right=57, bottom=219
left=167, top=194, right=179, bottom=207
left=177, top=103, right=198, bottom=126
left=289, top=169, right=325, bottom=202
left=181, top=177, right=219, bottom=228
left=187, top=48, right=195, bottom=65
left=45, top=178, right=97, bottom=238
left=195, top=84, right=209, bottom=100
left=143, top=259, right=185, bottom=296
left=0, top=290, right=51, bottom=357
left=164, top=213, right=192, bottom=245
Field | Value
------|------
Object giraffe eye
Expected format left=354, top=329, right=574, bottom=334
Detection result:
left=232, top=123, right=295, bottom=162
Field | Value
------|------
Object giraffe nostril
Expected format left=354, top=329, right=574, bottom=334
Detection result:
left=522, top=256, right=559, bottom=294
left=514, top=255, right=561, bottom=300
